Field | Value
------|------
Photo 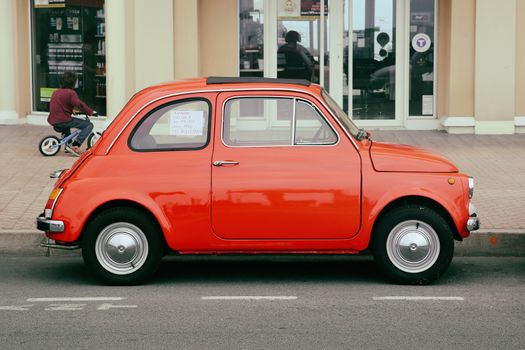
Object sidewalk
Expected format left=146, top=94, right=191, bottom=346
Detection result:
left=0, top=124, right=524, bottom=255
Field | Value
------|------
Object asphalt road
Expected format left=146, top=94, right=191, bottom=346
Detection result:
left=0, top=255, right=523, bottom=349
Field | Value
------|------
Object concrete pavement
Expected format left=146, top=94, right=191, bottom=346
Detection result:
left=0, top=124, right=524, bottom=256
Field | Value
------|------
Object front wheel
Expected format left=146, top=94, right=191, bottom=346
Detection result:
left=39, top=135, right=61, bottom=156
left=372, top=205, right=454, bottom=285
left=82, top=207, right=163, bottom=285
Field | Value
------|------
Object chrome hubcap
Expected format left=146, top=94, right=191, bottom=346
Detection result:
left=95, top=222, right=149, bottom=275
left=386, top=220, right=440, bottom=273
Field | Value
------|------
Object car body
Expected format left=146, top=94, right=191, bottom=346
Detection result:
left=37, top=77, right=479, bottom=285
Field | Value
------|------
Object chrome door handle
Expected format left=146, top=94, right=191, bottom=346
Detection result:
left=213, top=160, right=239, bottom=167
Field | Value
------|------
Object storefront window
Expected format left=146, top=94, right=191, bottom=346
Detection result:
left=348, top=0, right=396, bottom=120
left=239, top=0, right=265, bottom=77
left=277, top=0, right=329, bottom=85
left=31, top=0, right=106, bottom=115
left=409, top=0, right=435, bottom=116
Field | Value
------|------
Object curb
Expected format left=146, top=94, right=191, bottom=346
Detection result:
left=1, top=229, right=524, bottom=257
left=454, top=230, right=525, bottom=257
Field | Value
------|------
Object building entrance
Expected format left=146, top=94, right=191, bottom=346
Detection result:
left=238, top=0, right=436, bottom=128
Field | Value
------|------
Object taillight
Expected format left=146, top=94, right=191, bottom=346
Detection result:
left=44, top=188, right=63, bottom=218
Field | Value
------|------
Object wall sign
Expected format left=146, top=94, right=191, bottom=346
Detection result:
left=412, top=33, right=431, bottom=53
left=35, top=0, right=66, bottom=8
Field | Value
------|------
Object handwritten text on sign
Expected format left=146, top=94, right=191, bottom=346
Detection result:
left=170, top=110, right=204, bottom=136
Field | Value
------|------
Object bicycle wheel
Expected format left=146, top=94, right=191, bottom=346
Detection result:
left=39, top=135, right=61, bottom=156
left=87, top=131, right=102, bottom=149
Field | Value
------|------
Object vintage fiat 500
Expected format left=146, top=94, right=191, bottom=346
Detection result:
left=37, top=77, right=479, bottom=285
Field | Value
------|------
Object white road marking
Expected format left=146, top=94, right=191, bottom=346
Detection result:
left=27, top=297, right=126, bottom=302
left=97, top=303, right=138, bottom=310
left=0, top=305, right=33, bottom=311
left=201, top=296, right=298, bottom=301
left=45, top=304, right=86, bottom=311
left=373, top=296, right=465, bottom=301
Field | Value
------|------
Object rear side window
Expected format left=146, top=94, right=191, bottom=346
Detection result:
left=130, top=99, right=210, bottom=151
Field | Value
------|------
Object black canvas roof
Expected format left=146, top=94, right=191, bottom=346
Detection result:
left=206, top=76, right=311, bottom=87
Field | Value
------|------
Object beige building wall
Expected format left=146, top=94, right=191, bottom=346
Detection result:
left=106, top=0, right=175, bottom=119
left=174, top=0, right=200, bottom=79
left=133, top=0, right=174, bottom=91
left=198, top=0, right=238, bottom=77
left=0, top=0, right=19, bottom=122
left=438, top=0, right=476, bottom=133
left=436, top=0, right=450, bottom=120
left=516, top=0, right=525, bottom=117
left=15, top=1, right=31, bottom=120
left=475, top=0, right=516, bottom=134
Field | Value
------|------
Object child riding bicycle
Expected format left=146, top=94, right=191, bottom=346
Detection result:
left=48, top=71, right=96, bottom=156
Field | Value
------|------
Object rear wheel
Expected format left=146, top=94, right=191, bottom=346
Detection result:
left=82, top=207, right=163, bottom=285
left=39, top=136, right=60, bottom=156
left=87, top=131, right=102, bottom=149
left=372, top=205, right=454, bottom=284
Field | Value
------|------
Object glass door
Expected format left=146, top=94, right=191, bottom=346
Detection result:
left=277, top=0, right=329, bottom=87
left=343, top=0, right=398, bottom=121
left=238, top=1, right=436, bottom=127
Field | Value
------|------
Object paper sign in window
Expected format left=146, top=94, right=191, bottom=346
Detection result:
left=169, top=110, right=204, bottom=136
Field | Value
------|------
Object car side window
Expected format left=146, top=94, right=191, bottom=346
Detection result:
left=295, top=100, right=338, bottom=145
left=223, top=97, right=293, bottom=146
left=130, top=99, right=210, bottom=151
left=223, top=97, right=337, bottom=147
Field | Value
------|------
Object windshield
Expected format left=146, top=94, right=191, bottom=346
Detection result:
left=321, top=89, right=360, bottom=138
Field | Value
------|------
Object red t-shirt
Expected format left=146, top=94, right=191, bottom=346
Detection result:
left=48, top=88, right=94, bottom=125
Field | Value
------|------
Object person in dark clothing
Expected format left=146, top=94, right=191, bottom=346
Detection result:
left=48, top=72, right=95, bottom=156
left=277, top=30, right=315, bottom=81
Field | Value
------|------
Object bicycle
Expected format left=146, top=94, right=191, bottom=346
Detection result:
left=38, top=114, right=102, bottom=157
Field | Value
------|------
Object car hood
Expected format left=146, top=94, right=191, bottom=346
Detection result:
left=369, top=141, right=458, bottom=173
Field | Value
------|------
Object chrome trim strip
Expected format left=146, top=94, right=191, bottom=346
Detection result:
left=49, top=188, right=63, bottom=219
left=40, top=237, right=80, bottom=250
left=105, top=87, right=359, bottom=155
left=291, top=97, right=297, bottom=144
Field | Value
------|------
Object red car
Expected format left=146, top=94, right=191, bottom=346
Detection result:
left=37, top=77, right=479, bottom=285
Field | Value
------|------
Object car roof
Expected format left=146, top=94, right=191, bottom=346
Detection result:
left=135, top=77, right=321, bottom=98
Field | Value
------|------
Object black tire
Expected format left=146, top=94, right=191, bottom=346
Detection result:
left=39, top=135, right=61, bottom=156
left=371, top=205, right=454, bottom=285
left=87, top=131, right=102, bottom=149
left=82, top=207, right=163, bottom=285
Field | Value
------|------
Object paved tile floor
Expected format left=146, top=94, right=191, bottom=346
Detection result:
left=0, top=124, right=524, bottom=231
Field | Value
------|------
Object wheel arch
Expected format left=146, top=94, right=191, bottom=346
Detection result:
left=370, top=195, right=462, bottom=244
left=81, top=199, right=171, bottom=253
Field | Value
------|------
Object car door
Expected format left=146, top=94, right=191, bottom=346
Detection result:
left=211, top=91, right=361, bottom=240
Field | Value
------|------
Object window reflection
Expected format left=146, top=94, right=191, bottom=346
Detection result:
left=31, top=0, right=106, bottom=115
left=346, top=0, right=396, bottom=120
left=239, top=0, right=264, bottom=76
left=409, top=0, right=435, bottom=116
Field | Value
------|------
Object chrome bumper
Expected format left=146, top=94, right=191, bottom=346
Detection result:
left=467, top=202, right=480, bottom=231
left=467, top=217, right=480, bottom=231
left=36, top=215, right=64, bottom=233
left=40, top=237, right=80, bottom=250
